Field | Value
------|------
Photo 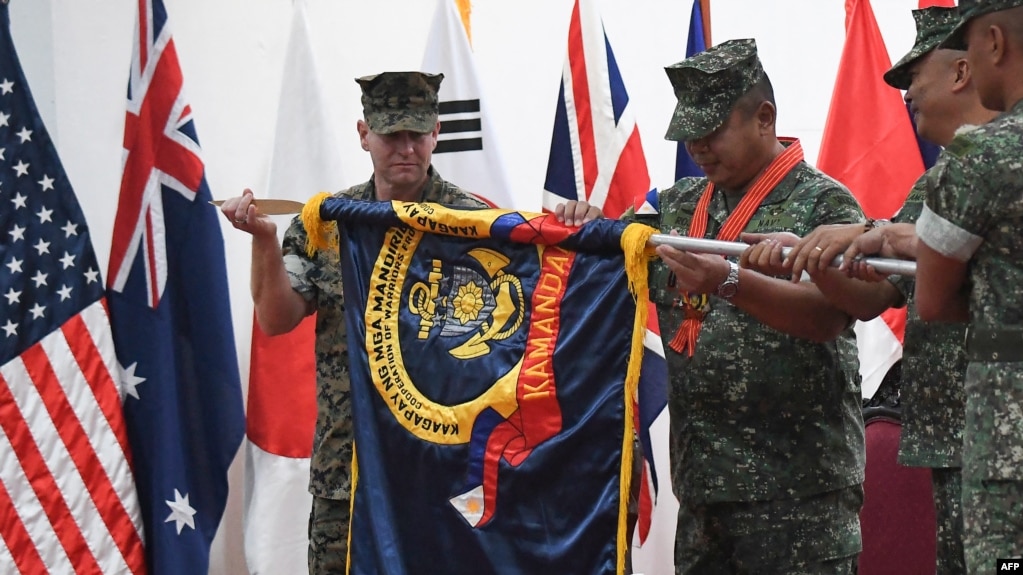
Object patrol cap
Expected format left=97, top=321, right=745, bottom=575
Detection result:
left=884, top=7, right=960, bottom=90
left=664, top=38, right=764, bottom=142
left=355, top=71, right=443, bottom=134
left=941, top=0, right=1023, bottom=50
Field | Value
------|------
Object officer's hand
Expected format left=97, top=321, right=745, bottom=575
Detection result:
left=219, top=189, right=277, bottom=238
left=784, top=223, right=865, bottom=282
left=655, top=231, right=730, bottom=295
left=739, top=232, right=799, bottom=277
left=839, top=227, right=892, bottom=282
left=554, top=200, right=603, bottom=226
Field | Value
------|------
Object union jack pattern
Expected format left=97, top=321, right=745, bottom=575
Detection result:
left=108, top=0, right=204, bottom=306
left=542, top=0, right=651, bottom=220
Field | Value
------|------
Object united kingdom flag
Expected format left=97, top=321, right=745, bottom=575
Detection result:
left=541, top=1, right=673, bottom=570
left=106, top=0, right=245, bottom=572
left=541, top=0, right=651, bottom=220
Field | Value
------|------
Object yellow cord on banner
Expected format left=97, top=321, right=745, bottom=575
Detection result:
left=301, top=192, right=337, bottom=258
left=346, top=443, right=358, bottom=575
left=616, top=222, right=658, bottom=575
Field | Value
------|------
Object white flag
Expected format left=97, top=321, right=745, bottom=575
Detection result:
left=243, top=1, right=345, bottom=573
left=421, top=0, right=519, bottom=210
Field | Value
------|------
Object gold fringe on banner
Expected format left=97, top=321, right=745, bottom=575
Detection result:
left=301, top=191, right=337, bottom=257
left=616, top=222, right=657, bottom=574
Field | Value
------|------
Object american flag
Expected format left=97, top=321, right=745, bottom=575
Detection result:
left=0, top=4, right=146, bottom=573
left=106, top=0, right=245, bottom=572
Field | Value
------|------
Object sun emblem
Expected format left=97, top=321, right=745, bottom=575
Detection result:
left=452, top=282, right=485, bottom=324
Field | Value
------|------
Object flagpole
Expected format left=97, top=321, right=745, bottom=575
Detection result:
left=213, top=199, right=917, bottom=275
left=648, top=234, right=917, bottom=276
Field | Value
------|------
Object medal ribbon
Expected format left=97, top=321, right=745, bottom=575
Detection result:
left=668, top=138, right=804, bottom=355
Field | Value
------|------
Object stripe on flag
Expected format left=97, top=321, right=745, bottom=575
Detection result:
left=437, top=99, right=483, bottom=154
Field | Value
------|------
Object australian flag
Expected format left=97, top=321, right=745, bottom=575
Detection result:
left=105, top=0, right=245, bottom=572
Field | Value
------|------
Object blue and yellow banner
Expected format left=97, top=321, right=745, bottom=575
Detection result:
left=306, top=197, right=653, bottom=575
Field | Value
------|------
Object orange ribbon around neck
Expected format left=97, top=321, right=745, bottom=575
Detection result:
left=668, top=138, right=804, bottom=356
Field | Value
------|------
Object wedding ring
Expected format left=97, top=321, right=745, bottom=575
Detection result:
left=814, top=246, right=824, bottom=252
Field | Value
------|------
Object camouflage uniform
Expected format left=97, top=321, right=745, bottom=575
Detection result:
left=630, top=39, right=866, bottom=574
left=889, top=177, right=969, bottom=574
left=917, top=76, right=1023, bottom=575
left=884, top=9, right=969, bottom=572
left=279, top=71, right=488, bottom=573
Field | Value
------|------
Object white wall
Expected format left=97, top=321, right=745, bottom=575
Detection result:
left=9, top=1, right=922, bottom=572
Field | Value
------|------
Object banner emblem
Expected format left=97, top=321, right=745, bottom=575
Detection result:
left=367, top=226, right=525, bottom=445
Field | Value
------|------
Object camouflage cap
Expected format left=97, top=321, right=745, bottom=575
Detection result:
left=884, top=7, right=960, bottom=90
left=663, top=38, right=764, bottom=142
left=941, top=0, right=1023, bottom=50
left=356, top=71, right=443, bottom=134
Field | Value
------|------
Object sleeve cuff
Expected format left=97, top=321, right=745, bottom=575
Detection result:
left=283, top=253, right=316, bottom=299
left=916, top=205, right=982, bottom=262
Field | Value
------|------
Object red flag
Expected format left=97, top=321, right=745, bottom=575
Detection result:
left=920, top=0, right=955, bottom=8
left=818, top=0, right=924, bottom=220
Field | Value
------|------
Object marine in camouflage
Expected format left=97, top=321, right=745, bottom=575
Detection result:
left=890, top=179, right=968, bottom=573
left=880, top=9, right=971, bottom=570
left=891, top=178, right=968, bottom=466
left=632, top=34, right=867, bottom=570
left=625, top=157, right=866, bottom=572
left=917, top=94, right=1023, bottom=571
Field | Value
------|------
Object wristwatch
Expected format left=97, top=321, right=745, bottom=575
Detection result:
left=716, top=260, right=739, bottom=299
left=865, top=218, right=891, bottom=230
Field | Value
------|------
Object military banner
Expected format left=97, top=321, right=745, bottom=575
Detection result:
left=302, top=197, right=653, bottom=575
